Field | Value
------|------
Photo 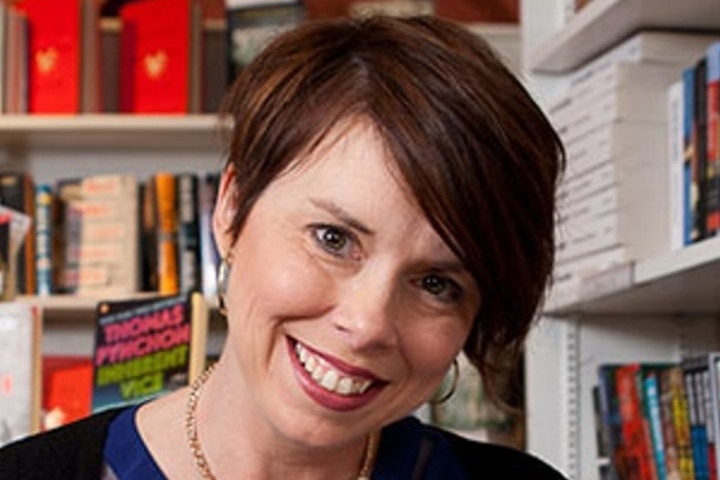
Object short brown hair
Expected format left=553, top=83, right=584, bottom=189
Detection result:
left=220, top=15, right=564, bottom=396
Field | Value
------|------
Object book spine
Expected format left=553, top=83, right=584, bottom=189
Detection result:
left=154, top=173, right=179, bottom=295
left=198, top=173, right=219, bottom=298
left=176, top=173, right=201, bottom=293
left=0, top=173, right=36, bottom=296
left=34, top=184, right=53, bottom=295
left=645, top=370, right=668, bottom=480
left=685, top=357, right=711, bottom=480
left=705, top=42, right=720, bottom=236
left=668, top=80, right=686, bottom=251
left=683, top=67, right=696, bottom=246
left=693, top=58, right=709, bottom=243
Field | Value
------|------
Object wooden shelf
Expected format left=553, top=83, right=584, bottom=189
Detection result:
left=528, top=0, right=720, bottom=73
left=545, top=235, right=720, bottom=316
left=0, top=115, right=228, bottom=150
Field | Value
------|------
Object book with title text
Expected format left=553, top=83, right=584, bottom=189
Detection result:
left=91, top=290, right=208, bottom=412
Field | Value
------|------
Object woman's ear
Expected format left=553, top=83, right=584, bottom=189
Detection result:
left=212, top=166, right=237, bottom=258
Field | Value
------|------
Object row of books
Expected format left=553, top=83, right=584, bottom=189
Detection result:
left=548, top=30, right=720, bottom=305
left=0, top=291, right=209, bottom=447
left=593, top=356, right=720, bottom=480
left=0, top=0, right=307, bottom=114
left=0, top=171, right=221, bottom=299
left=667, top=41, right=720, bottom=251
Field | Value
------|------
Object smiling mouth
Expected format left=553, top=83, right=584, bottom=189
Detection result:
left=291, top=340, right=378, bottom=397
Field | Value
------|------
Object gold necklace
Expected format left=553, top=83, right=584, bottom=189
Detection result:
left=185, top=365, right=380, bottom=480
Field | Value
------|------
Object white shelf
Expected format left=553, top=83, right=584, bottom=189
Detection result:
left=17, top=292, right=220, bottom=323
left=0, top=114, right=227, bottom=150
left=528, top=0, right=720, bottom=73
left=545, top=236, right=720, bottom=316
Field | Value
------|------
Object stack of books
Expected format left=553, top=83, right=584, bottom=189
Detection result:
left=549, top=31, right=720, bottom=305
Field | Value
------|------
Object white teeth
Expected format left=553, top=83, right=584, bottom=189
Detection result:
left=321, top=370, right=339, bottom=390
left=294, top=342, right=374, bottom=397
left=337, top=378, right=353, bottom=395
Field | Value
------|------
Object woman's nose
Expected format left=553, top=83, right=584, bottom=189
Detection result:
left=331, top=267, right=399, bottom=351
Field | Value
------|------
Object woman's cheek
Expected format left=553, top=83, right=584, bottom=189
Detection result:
left=253, top=248, right=338, bottom=319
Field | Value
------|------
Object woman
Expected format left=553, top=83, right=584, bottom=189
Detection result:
left=0, top=15, right=565, bottom=480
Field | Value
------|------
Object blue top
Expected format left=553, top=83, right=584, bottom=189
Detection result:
left=103, top=405, right=470, bottom=479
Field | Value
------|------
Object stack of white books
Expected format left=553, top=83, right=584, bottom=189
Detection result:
left=549, top=31, right=720, bottom=305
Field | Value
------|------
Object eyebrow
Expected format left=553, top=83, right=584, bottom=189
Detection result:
left=309, top=198, right=375, bottom=235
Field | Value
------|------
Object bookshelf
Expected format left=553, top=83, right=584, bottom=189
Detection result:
left=521, top=1, right=720, bottom=479
left=0, top=115, right=227, bottom=357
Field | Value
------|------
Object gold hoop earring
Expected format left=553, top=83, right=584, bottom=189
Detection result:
left=432, top=358, right=460, bottom=405
left=217, top=256, right=232, bottom=316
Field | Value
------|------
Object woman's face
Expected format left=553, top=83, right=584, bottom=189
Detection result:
left=214, top=120, right=481, bottom=447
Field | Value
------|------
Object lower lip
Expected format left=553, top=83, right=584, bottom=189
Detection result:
left=287, top=338, right=382, bottom=412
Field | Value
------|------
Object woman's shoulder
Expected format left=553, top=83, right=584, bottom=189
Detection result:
left=379, top=416, right=567, bottom=480
left=0, top=407, right=126, bottom=480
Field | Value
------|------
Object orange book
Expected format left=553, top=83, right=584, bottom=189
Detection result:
left=119, top=0, right=202, bottom=113
left=19, top=0, right=100, bottom=113
left=154, top=173, right=179, bottom=295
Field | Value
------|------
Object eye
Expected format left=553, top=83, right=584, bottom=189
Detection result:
left=417, top=273, right=463, bottom=304
left=311, top=224, right=357, bottom=259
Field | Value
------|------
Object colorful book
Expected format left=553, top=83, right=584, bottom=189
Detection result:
left=91, top=291, right=208, bottom=412
left=705, top=42, right=720, bottom=236
left=0, top=302, right=42, bottom=447
left=119, top=0, right=202, bottom=113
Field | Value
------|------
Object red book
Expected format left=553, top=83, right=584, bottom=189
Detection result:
left=616, top=363, right=658, bottom=480
left=42, top=356, right=92, bottom=430
left=19, top=0, right=100, bottom=113
left=120, top=0, right=202, bottom=113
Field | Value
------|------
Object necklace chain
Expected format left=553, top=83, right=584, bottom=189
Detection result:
left=185, top=365, right=380, bottom=480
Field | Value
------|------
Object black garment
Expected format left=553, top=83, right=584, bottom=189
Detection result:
left=0, top=408, right=122, bottom=480
left=0, top=408, right=567, bottom=480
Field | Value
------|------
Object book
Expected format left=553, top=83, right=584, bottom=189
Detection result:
left=41, top=356, right=92, bottom=430
left=91, top=291, right=208, bottom=412
left=705, top=42, right=720, bottom=236
left=684, top=356, right=711, bottom=480
left=152, top=173, right=179, bottom=295
left=0, top=172, right=36, bottom=296
left=0, top=302, right=42, bottom=447
left=659, top=366, right=686, bottom=480
left=19, top=0, right=100, bottom=113
left=597, top=364, right=627, bottom=480
left=668, top=80, right=686, bottom=252
left=693, top=58, right=709, bottom=243
left=662, top=366, right=695, bottom=480
left=683, top=67, right=698, bottom=247
left=616, top=363, right=657, bottom=480
left=198, top=172, right=220, bottom=299
left=58, top=175, right=140, bottom=296
left=176, top=173, right=201, bottom=293
left=119, top=0, right=202, bottom=113
left=0, top=205, right=33, bottom=301
left=34, top=184, right=54, bottom=295
left=225, top=0, right=304, bottom=81
left=4, top=6, right=29, bottom=113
